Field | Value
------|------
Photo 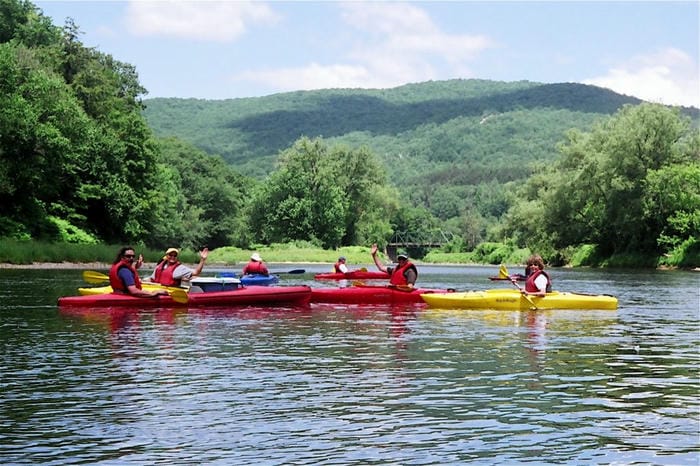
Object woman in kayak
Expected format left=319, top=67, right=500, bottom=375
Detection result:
left=242, top=252, right=269, bottom=276
left=145, top=247, right=209, bottom=287
left=109, top=246, right=169, bottom=298
left=370, top=244, right=417, bottom=288
left=522, top=254, right=552, bottom=297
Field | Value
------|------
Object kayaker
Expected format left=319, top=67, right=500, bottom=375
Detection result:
left=522, top=254, right=552, bottom=297
left=109, top=246, right=169, bottom=298
left=370, top=244, right=417, bottom=288
left=242, top=252, right=269, bottom=276
left=145, top=247, right=208, bottom=287
left=334, top=256, right=349, bottom=273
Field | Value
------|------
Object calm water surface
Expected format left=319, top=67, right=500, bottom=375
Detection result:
left=0, top=264, right=698, bottom=465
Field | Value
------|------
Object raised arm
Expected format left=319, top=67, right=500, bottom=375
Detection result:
left=191, top=247, right=209, bottom=277
left=370, top=243, right=388, bottom=273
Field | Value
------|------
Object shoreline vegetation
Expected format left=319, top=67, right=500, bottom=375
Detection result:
left=0, top=239, right=695, bottom=270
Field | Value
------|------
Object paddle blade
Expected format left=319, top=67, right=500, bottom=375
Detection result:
left=358, top=267, right=368, bottom=272
left=168, top=288, right=189, bottom=304
left=270, top=269, right=306, bottom=274
left=498, top=264, right=509, bottom=279
left=83, top=270, right=109, bottom=284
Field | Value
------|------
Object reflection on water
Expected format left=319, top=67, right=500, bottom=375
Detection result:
left=0, top=266, right=698, bottom=464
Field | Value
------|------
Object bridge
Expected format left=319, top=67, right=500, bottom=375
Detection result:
left=385, top=231, right=456, bottom=261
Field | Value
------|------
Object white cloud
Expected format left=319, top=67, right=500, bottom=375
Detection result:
left=233, top=2, right=494, bottom=93
left=584, top=48, right=700, bottom=108
left=235, top=63, right=382, bottom=92
left=125, top=0, right=279, bottom=42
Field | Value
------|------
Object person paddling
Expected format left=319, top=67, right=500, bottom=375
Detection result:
left=370, top=244, right=417, bottom=289
left=522, top=254, right=552, bottom=297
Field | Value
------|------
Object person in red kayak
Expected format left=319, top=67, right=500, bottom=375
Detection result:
left=242, top=252, right=269, bottom=276
left=370, top=243, right=417, bottom=288
left=109, top=246, right=169, bottom=298
left=334, top=256, right=349, bottom=273
left=522, top=254, right=552, bottom=297
left=145, top=247, right=208, bottom=287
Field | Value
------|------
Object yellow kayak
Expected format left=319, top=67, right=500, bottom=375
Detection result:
left=78, top=283, right=181, bottom=296
left=420, top=289, right=618, bottom=310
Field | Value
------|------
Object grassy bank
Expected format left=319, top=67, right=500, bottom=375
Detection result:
left=1, top=239, right=694, bottom=269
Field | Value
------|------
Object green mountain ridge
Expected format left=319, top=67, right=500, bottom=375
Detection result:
left=143, top=79, right=654, bottom=179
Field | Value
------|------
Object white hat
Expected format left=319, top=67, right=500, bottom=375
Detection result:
left=251, top=252, right=262, bottom=262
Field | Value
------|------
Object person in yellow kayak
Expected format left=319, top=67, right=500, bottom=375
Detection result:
left=109, top=246, right=169, bottom=298
left=522, top=254, right=552, bottom=297
left=370, top=243, right=417, bottom=288
left=145, top=247, right=209, bottom=287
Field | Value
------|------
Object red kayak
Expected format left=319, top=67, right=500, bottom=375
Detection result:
left=309, top=285, right=452, bottom=305
left=314, top=270, right=390, bottom=280
left=58, top=285, right=312, bottom=308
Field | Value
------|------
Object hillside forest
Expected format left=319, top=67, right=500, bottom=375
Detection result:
left=1, top=0, right=698, bottom=267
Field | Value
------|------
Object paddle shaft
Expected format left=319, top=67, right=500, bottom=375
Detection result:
left=510, top=279, right=538, bottom=310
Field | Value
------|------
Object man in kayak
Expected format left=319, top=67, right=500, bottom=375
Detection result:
left=109, top=246, right=169, bottom=298
left=334, top=256, right=349, bottom=273
left=145, top=247, right=208, bottom=287
left=522, top=254, right=552, bottom=297
left=242, top=252, right=269, bottom=276
left=370, top=244, right=417, bottom=288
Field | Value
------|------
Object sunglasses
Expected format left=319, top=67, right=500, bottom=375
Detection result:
left=123, top=254, right=135, bottom=259
left=167, top=253, right=178, bottom=257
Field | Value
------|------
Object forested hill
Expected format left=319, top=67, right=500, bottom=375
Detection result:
left=143, top=79, right=650, bottom=180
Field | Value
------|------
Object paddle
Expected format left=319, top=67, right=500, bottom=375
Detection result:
left=83, top=270, right=109, bottom=284
left=352, top=281, right=413, bottom=292
left=509, top=277, right=538, bottom=310
left=270, top=269, right=305, bottom=274
left=167, top=288, right=189, bottom=304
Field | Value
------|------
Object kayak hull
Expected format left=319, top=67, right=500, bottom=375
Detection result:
left=60, top=285, right=312, bottom=308
left=310, top=285, right=451, bottom=305
left=421, top=289, right=618, bottom=310
left=240, top=274, right=280, bottom=286
left=314, top=271, right=390, bottom=281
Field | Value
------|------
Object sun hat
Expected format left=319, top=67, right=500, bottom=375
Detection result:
left=165, top=247, right=179, bottom=255
left=397, top=251, right=409, bottom=260
left=251, top=252, right=262, bottom=262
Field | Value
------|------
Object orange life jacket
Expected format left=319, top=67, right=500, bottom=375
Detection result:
left=154, top=260, right=182, bottom=286
left=389, top=260, right=417, bottom=286
left=109, top=260, right=142, bottom=293
left=525, top=269, right=552, bottom=293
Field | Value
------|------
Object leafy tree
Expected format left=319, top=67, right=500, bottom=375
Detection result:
left=505, top=103, right=699, bottom=259
left=248, top=137, right=391, bottom=249
left=154, top=137, right=254, bottom=249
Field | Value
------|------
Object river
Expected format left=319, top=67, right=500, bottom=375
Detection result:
left=0, top=264, right=698, bottom=465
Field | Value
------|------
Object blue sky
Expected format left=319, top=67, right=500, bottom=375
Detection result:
left=34, top=1, right=699, bottom=107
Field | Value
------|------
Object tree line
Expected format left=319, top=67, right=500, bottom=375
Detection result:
left=1, top=0, right=698, bottom=267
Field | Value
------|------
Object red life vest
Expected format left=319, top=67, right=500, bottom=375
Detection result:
left=525, top=269, right=552, bottom=293
left=334, top=261, right=345, bottom=273
left=390, top=260, right=417, bottom=286
left=109, top=260, right=142, bottom=293
left=243, top=260, right=268, bottom=275
left=153, top=260, right=182, bottom=286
